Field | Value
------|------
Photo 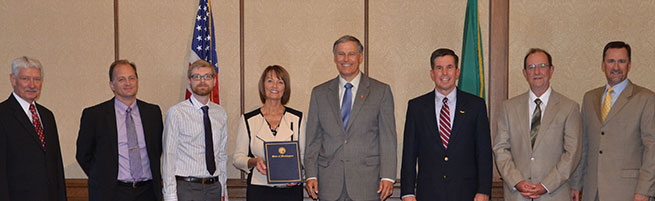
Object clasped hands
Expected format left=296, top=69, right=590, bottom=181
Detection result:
left=515, top=181, right=547, bottom=199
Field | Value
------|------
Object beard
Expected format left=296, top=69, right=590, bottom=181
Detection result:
left=191, top=83, right=213, bottom=96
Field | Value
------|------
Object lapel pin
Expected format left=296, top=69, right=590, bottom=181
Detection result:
left=459, top=110, right=465, bottom=114
left=360, top=95, right=364, bottom=99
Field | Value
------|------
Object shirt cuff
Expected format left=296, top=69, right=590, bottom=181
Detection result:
left=381, top=178, right=395, bottom=183
left=541, top=183, right=550, bottom=193
left=401, top=194, right=415, bottom=199
left=306, top=177, right=317, bottom=181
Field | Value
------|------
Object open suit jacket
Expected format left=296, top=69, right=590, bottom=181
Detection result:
left=571, top=81, right=655, bottom=201
left=304, top=74, right=397, bottom=201
left=76, top=98, right=163, bottom=201
left=493, top=90, right=582, bottom=201
left=400, top=89, right=492, bottom=201
left=0, top=94, right=67, bottom=201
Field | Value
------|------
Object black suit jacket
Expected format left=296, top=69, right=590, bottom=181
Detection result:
left=401, top=89, right=492, bottom=200
left=0, top=94, right=67, bottom=201
left=76, top=98, right=163, bottom=201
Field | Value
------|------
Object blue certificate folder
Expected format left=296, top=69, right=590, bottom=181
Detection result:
left=263, top=141, right=302, bottom=184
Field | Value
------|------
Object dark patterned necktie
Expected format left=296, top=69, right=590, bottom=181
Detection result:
left=201, top=106, right=216, bottom=175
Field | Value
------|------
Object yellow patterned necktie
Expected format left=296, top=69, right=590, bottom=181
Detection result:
left=601, top=88, right=614, bottom=122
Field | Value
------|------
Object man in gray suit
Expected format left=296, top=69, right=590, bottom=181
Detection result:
left=571, top=41, right=655, bottom=201
left=304, top=35, right=397, bottom=201
left=494, top=48, right=582, bottom=201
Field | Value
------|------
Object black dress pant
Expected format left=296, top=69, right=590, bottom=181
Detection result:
left=115, top=180, right=157, bottom=201
left=246, top=184, right=303, bottom=201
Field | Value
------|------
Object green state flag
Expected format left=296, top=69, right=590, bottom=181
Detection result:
left=458, top=0, right=485, bottom=98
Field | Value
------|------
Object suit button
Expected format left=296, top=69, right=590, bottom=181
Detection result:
left=444, top=157, right=449, bottom=161
left=599, top=150, right=603, bottom=154
left=531, top=157, right=535, bottom=161
left=601, top=132, right=604, bottom=135
left=344, top=140, right=348, bottom=144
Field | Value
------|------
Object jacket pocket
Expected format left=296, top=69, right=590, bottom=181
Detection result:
left=620, top=169, right=639, bottom=178
left=318, top=156, right=330, bottom=168
left=365, top=156, right=380, bottom=166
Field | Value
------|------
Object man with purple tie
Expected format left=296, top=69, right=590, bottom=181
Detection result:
left=76, top=60, right=163, bottom=201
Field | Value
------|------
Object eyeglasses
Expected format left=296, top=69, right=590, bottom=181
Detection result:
left=526, top=63, right=550, bottom=70
left=189, top=74, right=215, bottom=81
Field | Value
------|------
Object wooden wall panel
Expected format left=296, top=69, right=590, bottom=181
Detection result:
left=0, top=0, right=114, bottom=178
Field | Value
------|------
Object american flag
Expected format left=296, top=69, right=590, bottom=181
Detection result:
left=186, top=0, right=220, bottom=104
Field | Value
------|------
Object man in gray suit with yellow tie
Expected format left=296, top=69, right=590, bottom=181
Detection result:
left=304, top=35, right=397, bottom=201
left=493, top=48, right=582, bottom=201
left=570, top=41, right=655, bottom=201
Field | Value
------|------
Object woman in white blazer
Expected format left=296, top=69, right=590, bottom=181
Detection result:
left=233, top=65, right=305, bottom=201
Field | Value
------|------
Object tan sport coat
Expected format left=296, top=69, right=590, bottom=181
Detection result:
left=494, top=90, right=582, bottom=201
left=571, top=81, right=655, bottom=201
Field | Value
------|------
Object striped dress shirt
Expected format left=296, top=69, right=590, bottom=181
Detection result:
left=162, top=95, right=228, bottom=201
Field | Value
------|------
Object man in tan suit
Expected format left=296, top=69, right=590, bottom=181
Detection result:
left=571, top=41, right=655, bottom=201
left=494, top=48, right=582, bottom=201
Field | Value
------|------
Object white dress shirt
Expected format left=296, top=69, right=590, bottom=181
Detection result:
left=162, top=95, right=228, bottom=201
left=434, top=89, right=457, bottom=129
left=12, top=92, right=41, bottom=122
left=528, top=87, right=552, bottom=130
left=338, top=72, right=362, bottom=108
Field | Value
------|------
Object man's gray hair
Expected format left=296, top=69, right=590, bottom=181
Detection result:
left=332, top=35, right=364, bottom=54
left=11, top=56, right=43, bottom=76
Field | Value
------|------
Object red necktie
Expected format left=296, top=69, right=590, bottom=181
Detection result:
left=439, top=98, right=451, bottom=149
left=29, top=104, right=46, bottom=150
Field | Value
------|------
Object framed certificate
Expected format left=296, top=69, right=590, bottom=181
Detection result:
left=263, top=141, right=302, bottom=184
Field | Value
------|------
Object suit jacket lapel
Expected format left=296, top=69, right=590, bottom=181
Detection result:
left=588, top=88, right=603, bottom=124
left=347, top=75, right=370, bottom=132
left=604, top=81, right=633, bottom=123
left=8, top=95, right=44, bottom=150
left=327, top=77, right=345, bottom=132
left=448, top=90, right=468, bottom=151
left=105, top=98, right=120, bottom=166
left=533, top=91, right=561, bottom=150
left=510, top=93, right=531, bottom=150
left=423, top=91, right=445, bottom=155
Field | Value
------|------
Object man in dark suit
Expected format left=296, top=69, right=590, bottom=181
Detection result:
left=401, top=48, right=492, bottom=201
left=76, top=60, right=163, bottom=201
left=0, top=56, right=67, bottom=201
left=304, top=35, right=397, bottom=201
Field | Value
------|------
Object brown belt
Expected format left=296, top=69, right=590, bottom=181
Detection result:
left=175, top=176, right=219, bottom=184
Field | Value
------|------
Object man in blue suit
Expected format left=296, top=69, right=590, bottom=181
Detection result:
left=401, top=48, right=492, bottom=201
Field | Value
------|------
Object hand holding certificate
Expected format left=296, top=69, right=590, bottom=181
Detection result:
left=263, top=141, right=302, bottom=184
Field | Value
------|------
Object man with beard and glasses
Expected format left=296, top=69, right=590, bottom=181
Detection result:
left=162, top=60, right=228, bottom=201
left=570, top=41, right=655, bottom=201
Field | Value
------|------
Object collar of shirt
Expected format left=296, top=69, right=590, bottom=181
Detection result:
left=603, top=78, right=629, bottom=107
left=528, top=86, right=552, bottom=117
left=189, top=94, right=209, bottom=110
left=114, top=97, right=138, bottom=115
left=338, top=72, right=362, bottom=107
left=12, top=91, right=37, bottom=122
left=434, top=88, right=457, bottom=105
left=434, top=88, right=457, bottom=128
